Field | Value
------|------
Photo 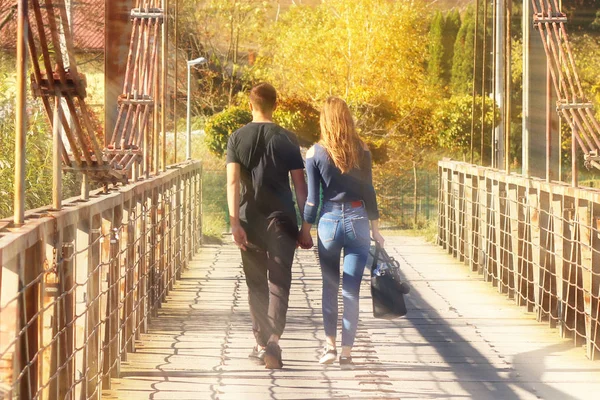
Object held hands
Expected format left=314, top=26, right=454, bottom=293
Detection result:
left=297, top=226, right=314, bottom=249
left=231, top=222, right=248, bottom=251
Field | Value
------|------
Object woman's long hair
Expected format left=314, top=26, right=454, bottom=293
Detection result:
left=319, top=97, right=364, bottom=174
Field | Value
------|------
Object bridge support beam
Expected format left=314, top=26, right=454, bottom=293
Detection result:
left=522, top=0, right=560, bottom=180
left=105, top=0, right=135, bottom=147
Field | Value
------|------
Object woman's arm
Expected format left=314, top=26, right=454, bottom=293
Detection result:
left=370, top=218, right=385, bottom=247
left=303, top=146, right=321, bottom=225
left=362, top=149, right=384, bottom=246
left=362, top=151, right=380, bottom=221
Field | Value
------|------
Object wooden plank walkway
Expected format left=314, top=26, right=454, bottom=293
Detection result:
left=102, top=235, right=600, bottom=399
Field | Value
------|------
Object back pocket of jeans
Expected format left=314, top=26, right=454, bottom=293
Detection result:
left=318, top=218, right=338, bottom=243
left=350, top=217, right=370, bottom=243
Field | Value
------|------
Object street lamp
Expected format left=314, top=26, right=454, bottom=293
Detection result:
left=186, top=56, right=207, bottom=160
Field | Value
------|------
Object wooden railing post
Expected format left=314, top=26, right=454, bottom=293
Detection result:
left=158, top=185, right=167, bottom=302
left=58, top=227, right=74, bottom=400
left=199, top=164, right=204, bottom=247
left=590, top=204, right=600, bottom=360
left=507, top=183, right=522, bottom=300
left=464, top=173, right=474, bottom=269
left=175, top=174, right=182, bottom=279
left=0, top=257, right=20, bottom=398
left=489, top=177, right=500, bottom=286
left=437, top=165, right=446, bottom=247
left=528, top=185, right=541, bottom=314
left=21, top=244, right=42, bottom=399
left=476, top=171, right=488, bottom=275
left=182, top=173, right=188, bottom=265
left=498, top=181, right=511, bottom=294
left=136, top=191, right=149, bottom=336
left=167, top=185, right=175, bottom=291
left=86, top=214, right=102, bottom=400
left=149, top=189, right=158, bottom=317
left=109, top=206, right=122, bottom=378
left=41, top=227, right=60, bottom=400
left=187, top=173, right=193, bottom=262
left=578, top=198, right=593, bottom=351
left=100, top=208, right=112, bottom=388
left=122, top=199, right=136, bottom=356
left=75, top=215, right=91, bottom=400
left=551, top=193, right=565, bottom=332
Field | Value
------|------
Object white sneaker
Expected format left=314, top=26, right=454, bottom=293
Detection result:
left=319, top=347, right=338, bottom=364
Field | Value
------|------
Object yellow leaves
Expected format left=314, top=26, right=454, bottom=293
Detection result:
left=262, top=0, right=430, bottom=111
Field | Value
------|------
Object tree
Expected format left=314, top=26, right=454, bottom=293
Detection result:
left=255, top=0, right=440, bottom=226
left=434, top=94, right=499, bottom=161
left=443, top=9, right=461, bottom=87
left=451, top=6, right=477, bottom=95
left=259, top=0, right=433, bottom=134
left=273, top=97, right=320, bottom=146
left=427, top=11, right=445, bottom=88
left=204, top=97, right=320, bottom=157
left=204, top=106, right=252, bottom=157
left=0, top=73, right=79, bottom=218
left=192, top=0, right=271, bottom=105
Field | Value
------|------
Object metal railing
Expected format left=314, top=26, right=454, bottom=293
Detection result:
left=438, top=160, right=600, bottom=360
left=0, top=161, right=203, bottom=399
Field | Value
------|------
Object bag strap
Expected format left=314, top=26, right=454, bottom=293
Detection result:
left=378, top=244, right=400, bottom=270
left=371, top=241, right=381, bottom=276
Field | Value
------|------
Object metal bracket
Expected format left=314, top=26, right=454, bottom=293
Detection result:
left=130, top=8, right=164, bottom=20
left=117, top=95, right=155, bottom=106
left=533, top=13, right=568, bottom=24
left=584, top=152, right=600, bottom=170
left=557, top=101, right=594, bottom=111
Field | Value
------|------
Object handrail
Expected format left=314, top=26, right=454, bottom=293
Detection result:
left=0, top=161, right=203, bottom=399
left=438, top=160, right=600, bottom=360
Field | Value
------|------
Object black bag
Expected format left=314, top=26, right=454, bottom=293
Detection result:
left=370, top=242, right=410, bottom=319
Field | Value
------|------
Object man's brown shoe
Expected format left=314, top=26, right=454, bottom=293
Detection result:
left=264, top=342, right=283, bottom=369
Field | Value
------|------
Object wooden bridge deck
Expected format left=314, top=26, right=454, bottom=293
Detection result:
left=102, top=235, right=600, bottom=400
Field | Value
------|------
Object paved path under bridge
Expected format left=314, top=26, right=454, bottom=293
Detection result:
left=102, top=235, right=600, bottom=400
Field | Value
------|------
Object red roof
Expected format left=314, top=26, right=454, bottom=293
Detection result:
left=0, top=0, right=104, bottom=52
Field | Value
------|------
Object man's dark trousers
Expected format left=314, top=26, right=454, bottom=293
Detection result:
left=240, top=215, right=298, bottom=347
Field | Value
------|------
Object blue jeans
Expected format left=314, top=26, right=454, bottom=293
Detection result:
left=317, top=201, right=371, bottom=347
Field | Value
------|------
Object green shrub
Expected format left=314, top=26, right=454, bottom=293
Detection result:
left=205, top=107, right=252, bottom=157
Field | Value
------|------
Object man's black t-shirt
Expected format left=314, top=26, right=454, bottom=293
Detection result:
left=226, top=122, right=304, bottom=227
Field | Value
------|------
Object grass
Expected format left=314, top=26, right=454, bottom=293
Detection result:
left=381, top=218, right=438, bottom=243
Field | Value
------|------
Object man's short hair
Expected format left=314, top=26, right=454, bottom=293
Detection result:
left=249, top=83, right=277, bottom=113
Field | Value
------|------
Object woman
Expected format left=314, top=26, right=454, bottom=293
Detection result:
left=302, top=97, right=384, bottom=366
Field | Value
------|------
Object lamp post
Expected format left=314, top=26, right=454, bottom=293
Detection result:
left=186, top=56, right=207, bottom=160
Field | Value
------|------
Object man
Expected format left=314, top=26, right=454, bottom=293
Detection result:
left=226, top=83, right=313, bottom=369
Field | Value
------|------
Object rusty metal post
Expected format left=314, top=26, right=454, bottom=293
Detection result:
left=154, top=33, right=160, bottom=175
left=173, top=0, right=179, bottom=164
left=14, top=0, right=28, bottom=225
left=161, top=0, right=169, bottom=171
left=53, top=95, right=63, bottom=210
left=572, top=124, right=578, bottom=186
left=81, top=175, right=90, bottom=201
left=470, top=0, right=480, bottom=164
left=481, top=0, right=488, bottom=165
left=58, top=228, right=75, bottom=400
left=546, top=57, right=552, bottom=182
left=105, top=1, right=134, bottom=145
left=505, top=0, right=512, bottom=173
left=522, top=0, right=530, bottom=176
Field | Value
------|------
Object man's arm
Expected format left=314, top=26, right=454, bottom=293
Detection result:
left=290, top=169, right=313, bottom=249
left=226, top=162, right=248, bottom=250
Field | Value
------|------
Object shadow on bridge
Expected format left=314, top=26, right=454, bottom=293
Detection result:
left=102, top=236, right=600, bottom=399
